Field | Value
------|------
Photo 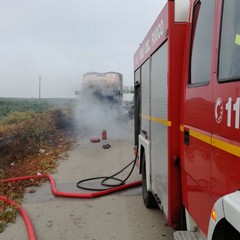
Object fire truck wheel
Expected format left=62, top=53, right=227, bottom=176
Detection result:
left=142, top=154, right=158, bottom=209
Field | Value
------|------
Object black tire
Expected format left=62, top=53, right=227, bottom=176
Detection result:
left=142, top=154, right=158, bottom=209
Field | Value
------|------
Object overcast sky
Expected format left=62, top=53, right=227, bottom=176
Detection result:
left=0, top=0, right=166, bottom=98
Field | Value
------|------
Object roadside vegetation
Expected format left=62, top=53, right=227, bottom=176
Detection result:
left=0, top=98, right=76, bottom=118
left=0, top=98, right=77, bottom=232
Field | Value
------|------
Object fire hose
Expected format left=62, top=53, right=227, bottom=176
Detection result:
left=0, top=163, right=141, bottom=240
left=76, top=159, right=137, bottom=191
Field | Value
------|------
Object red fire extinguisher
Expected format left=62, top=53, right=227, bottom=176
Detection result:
left=102, top=129, right=107, bottom=140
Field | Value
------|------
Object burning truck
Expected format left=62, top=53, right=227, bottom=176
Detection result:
left=81, top=72, right=123, bottom=106
left=76, top=72, right=129, bottom=136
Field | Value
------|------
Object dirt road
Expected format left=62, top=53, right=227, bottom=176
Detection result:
left=1, top=132, right=174, bottom=240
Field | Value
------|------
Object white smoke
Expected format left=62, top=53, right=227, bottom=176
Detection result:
left=74, top=91, right=133, bottom=139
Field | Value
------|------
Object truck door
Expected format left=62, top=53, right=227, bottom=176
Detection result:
left=211, top=0, right=240, bottom=201
left=181, top=0, right=215, bottom=235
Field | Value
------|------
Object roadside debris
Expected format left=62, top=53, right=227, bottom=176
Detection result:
left=90, top=138, right=100, bottom=143
left=102, top=143, right=111, bottom=149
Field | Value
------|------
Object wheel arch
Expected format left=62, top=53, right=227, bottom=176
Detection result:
left=211, top=218, right=240, bottom=240
left=208, top=192, right=240, bottom=240
left=138, top=134, right=151, bottom=191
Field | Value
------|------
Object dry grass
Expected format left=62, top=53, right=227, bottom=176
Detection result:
left=0, top=110, right=75, bottom=232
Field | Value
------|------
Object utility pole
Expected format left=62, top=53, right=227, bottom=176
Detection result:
left=39, top=75, right=41, bottom=99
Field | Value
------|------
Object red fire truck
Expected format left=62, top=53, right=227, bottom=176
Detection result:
left=134, top=0, right=240, bottom=239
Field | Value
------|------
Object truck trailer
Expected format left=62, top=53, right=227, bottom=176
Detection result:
left=82, top=72, right=123, bottom=105
left=134, top=0, right=240, bottom=239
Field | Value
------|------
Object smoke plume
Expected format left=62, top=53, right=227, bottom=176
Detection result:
left=74, top=91, right=133, bottom=140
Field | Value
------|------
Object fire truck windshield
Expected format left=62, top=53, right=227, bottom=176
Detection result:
left=218, top=0, right=240, bottom=82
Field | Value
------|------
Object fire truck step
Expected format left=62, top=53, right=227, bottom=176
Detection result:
left=173, top=231, right=205, bottom=240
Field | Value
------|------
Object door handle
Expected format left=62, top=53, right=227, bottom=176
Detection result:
left=184, top=129, right=190, bottom=145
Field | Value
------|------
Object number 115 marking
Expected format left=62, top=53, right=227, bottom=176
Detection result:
left=225, top=98, right=240, bottom=129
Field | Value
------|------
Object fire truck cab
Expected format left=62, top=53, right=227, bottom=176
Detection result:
left=134, top=0, right=240, bottom=239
